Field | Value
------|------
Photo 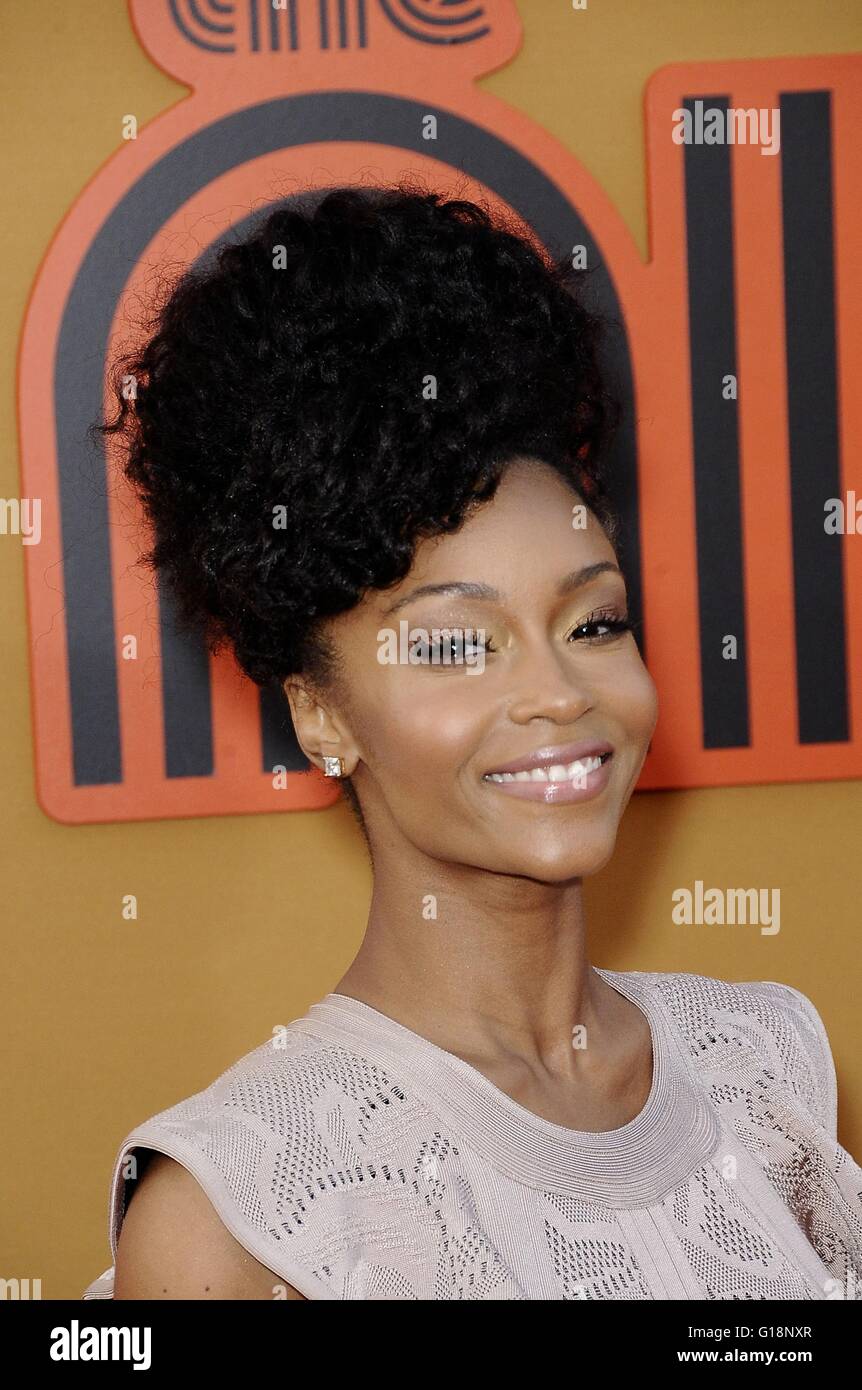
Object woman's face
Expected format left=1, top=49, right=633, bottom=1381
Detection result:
left=314, top=457, right=658, bottom=881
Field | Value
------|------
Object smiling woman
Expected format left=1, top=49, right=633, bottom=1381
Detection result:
left=83, top=182, right=862, bottom=1302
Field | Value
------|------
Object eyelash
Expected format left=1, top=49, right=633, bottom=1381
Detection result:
left=413, top=608, right=635, bottom=660
left=565, top=607, right=636, bottom=646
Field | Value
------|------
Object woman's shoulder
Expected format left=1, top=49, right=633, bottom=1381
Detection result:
left=631, top=964, right=829, bottom=1028
left=91, top=1018, right=376, bottom=1301
left=624, top=966, right=838, bottom=1138
left=108, top=1021, right=339, bottom=1171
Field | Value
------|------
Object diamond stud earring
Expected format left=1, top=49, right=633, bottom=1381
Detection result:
left=323, top=756, right=345, bottom=778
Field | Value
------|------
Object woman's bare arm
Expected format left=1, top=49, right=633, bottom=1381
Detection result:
left=113, top=1152, right=307, bottom=1300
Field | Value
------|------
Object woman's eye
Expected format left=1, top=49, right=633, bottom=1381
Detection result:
left=569, top=611, right=634, bottom=643
left=410, top=629, right=491, bottom=663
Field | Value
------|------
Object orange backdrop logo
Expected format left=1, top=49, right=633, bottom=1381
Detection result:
left=17, top=0, right=862, bottom=823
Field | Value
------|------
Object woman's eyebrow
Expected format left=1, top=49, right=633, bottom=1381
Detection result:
left=381, top=562, right=623, bottom=616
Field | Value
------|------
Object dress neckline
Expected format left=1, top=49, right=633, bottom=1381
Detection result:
left=290, top=966, right=720, bottom=1204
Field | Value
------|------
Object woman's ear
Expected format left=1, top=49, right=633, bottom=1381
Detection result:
left=283, top=678, right=356, bottom=776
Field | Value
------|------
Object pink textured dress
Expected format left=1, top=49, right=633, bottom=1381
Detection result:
left=83, top=968, right=862, bottom=1300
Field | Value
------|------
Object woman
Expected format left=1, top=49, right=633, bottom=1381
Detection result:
left=83, top=183, right=862, bottom=1301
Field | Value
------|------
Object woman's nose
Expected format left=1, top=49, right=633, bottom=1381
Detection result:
left=505, top=643, right=594, bottom=724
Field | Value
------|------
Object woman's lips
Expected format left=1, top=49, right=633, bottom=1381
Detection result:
left=482, top=738, right=614, bottom=776
left=481, top=747, right=614, bottom=804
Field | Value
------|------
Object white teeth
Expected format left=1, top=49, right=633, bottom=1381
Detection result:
left=485, top=755, right=604, bottom=784
left=568, top=756, right=603, bottom=778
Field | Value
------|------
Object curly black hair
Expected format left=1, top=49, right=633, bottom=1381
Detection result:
left=96, top=180, right=622, bottom=826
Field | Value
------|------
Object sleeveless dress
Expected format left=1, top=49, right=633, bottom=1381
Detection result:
left=82, top=967, right=862, bottom=1300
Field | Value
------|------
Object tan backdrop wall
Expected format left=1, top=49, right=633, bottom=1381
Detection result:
left=2, top=0, right=860, bottom=1297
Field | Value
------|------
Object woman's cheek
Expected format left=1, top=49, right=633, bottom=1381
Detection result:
left=391, top=685, right=479, bottom=783
left=640, top=666, right=660, bottom=739
left=612, top=657, right=659, bottom=739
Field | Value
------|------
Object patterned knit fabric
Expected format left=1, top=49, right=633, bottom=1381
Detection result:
left=82, top=968, right=862, bottom=1300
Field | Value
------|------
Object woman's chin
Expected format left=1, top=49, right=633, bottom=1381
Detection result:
left=498, top=836, right=619, bottom=884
